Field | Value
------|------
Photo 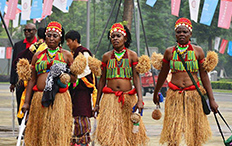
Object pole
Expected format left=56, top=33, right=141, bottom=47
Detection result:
left=12, top=92, right=15, bottom=136
left=86, top=0, right=90, bottom=49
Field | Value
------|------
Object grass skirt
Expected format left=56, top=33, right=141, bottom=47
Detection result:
left=95, top=93, right=149, bottom=146
left=160, top=88, right=212, bottom=146
left=24, top=91, right=72, bottom=146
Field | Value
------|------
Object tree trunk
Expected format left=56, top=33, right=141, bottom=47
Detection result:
left=123, top=0, right=134, bottom=30
left=208, top=36, right=212, bottom=51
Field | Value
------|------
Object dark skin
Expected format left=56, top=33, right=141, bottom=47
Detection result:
left=9, top=23, right=37, bottom=92
left=153, top=26, right=219, bottom=113
left=93, top=31, right=144, bottom=116
left=22, top=31, right=74, bottom=113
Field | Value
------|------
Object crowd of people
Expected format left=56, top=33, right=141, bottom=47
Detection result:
left=9, top=18, right=219, bottom=146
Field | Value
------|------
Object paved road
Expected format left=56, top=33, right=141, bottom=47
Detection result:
left=0, top=83, right=231, bottom=146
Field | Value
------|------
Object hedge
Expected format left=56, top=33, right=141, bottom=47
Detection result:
left=211, top=81, right=232, bottom=90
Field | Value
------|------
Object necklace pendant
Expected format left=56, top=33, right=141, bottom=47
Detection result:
left=117, top=60, right=122, bottom=67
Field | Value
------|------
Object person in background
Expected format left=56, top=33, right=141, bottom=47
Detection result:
left=93, top=22, right=148, bottom=146
left=153, top=18, right=218, bottom=146
left=9, top=23, right=37, bottom=125
left=29, top=27, right=47, bottom=53
left=65, top=30, right=97, bottom=146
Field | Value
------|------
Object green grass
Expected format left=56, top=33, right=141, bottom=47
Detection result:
left=213, top=89, right=232, bottom=93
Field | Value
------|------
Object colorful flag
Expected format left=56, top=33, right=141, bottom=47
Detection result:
left=42, top=0, right=53, bottom=17
left=6, top=47, right=12, bottom=59
left=0, top=47, right=5, bottom=59
left=219, top=39, right=228, bottom=54
left=200, top=0, right=218, bottom=26
left=5, top=0, right=18, bottom=20
left=21, top=0, right=31, bottom=20
left=189, top=0, right=200, bottom=22
left=214, top=37, right=221, bottom=51
left=30, top=0, right=43, bottom=19
left=0, top=0, right=6, bottom=14
left=218, top=0, right=232, bottom=29
left=227, top=41, right=232, bottom=56
left=13, top=13, right=19, bottom=28
left=171, top=0, right=181, bottom=17
left=66, top=0, right=73, bottom=11
left=20, top=14, right=27, bottom=25
left=53, top=0, right=68, bottom=13
left=146, top=0, right=157, bottom=7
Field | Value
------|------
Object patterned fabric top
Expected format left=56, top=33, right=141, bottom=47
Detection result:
left=170, top=44, right=199, bottom=73
left=35, top=48, right=67, bottom=75
left=106, top=49, right=133, bottom=80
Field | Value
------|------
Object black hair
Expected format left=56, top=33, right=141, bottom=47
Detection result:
left=65, top=30, right=81, bottom=43
left=43, top=26, right=65, bottom=45
left=108, top=25, right=132, bottom=48
left=37, top=27, right=45, bottom=39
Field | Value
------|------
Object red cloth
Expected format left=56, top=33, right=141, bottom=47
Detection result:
left=102, top=86, right=137, bottom=106
left=23, top=36, right=37, bottom=49
left=168, top=82, right=200, bottom=93
left=32, top=85, right=68, bottom=93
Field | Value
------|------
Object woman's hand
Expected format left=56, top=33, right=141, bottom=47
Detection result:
left=92, top=105, right=100, bottom=118
left=135, top=100, right=144, bottom=115
left=22, top=103, right=30, bottom=113
left=153, top=93, right=160, bottom=105
left=210, top=99, right=219, bottom=113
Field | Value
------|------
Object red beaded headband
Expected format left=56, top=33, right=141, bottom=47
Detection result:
left=110, top=23, right=127, bottom=37
left=45, top=21, right=62, bottom=36
left=175, top=18, right=192, bottom=32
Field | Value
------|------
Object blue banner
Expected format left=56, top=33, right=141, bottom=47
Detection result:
left=0, top=0, right=6, bottom=14
left=66, top=0, right=73, bottom=11
left=227, top=41, right=232, bottom=56
left=146, top=0, right=157, bottom=7
left=30, top=0, right=43, bottom=19
left=20, top=14, right=27, bottom=25
left=200, top=0, right=218, bottom=26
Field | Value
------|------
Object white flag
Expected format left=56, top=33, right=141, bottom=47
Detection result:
left=0, top=47, right=5, bottom=59
left=53, top=0, right=68, bottom=13
left=214, top=37, right=221, bottom=51
left=21, top=0, right=31, bottom=20
left=189, top=0, right=200, bottom=22
left=13, top=13, right=19, bottom=28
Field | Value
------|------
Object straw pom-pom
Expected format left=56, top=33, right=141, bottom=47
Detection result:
left=152, top=109, right=162, bottom=120
left=59, top=73, right=70, bottom=85
left=151, top=52, right=163, bottom=70
left=70, top=52, right=86, bottom=76
left=16, top=58, right=31, bottom=81
left=88, top=56, right=102, bottom=76
left=135, top=55, right=151, bottom=74
left=203, top=51, right=218, bottom=72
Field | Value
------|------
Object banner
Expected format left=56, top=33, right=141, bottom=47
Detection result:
left=219, top=39, right=228, bottom=54
left=0, top=0, right=6, bottom=14
left=227, top=41, right=232, bottom=56
left=0, top=47, right=5, bottom=59
left=3, top=15, right=9, bottom=28
left=200, top=0, right=219, bottom=26
left=218, top=0, right=232, bottom=29
left=20, top=14, right=27, bottom=25
left=53, top=0, right=68, bottom=13
left=5, top=0, right=18, bottom=20
left=171, top=0, right=181, bottom=17
left=21, top=0, right=31, bottom=20
left=6, top=47, right=12, bottom=59
left=42, top=0, right=53, bottom=17
left=214, top=37, right=221, bottom=51
left=13, top=13, right=19, bottom=28
left=30, top=0, right=42, bottom=19
left=146, top=0, right=157, bottom=7
left=189, top=0, right=200, bottom=22
left=66, top=0, right=73, bottom=11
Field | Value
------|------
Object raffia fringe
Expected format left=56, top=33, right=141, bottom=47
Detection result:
left=88, top=56, right=102, bottom=76
left=203, top=51, right=218, bottom=72
left=135, top=55, right=151, bottom=74
left=70, top=52, right=86, bottom=76
left=150, top=52, right=163, bottom=70
left=16, top=58, right=31, bottom=81
left=25, top=91, right=72, bottom=146
left=160, top=88, right=211, bottom=146
left=95, top=93, right=149, bottom=146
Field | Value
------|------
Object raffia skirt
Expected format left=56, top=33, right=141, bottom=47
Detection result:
left=160, top=87, right=212, bottom=146
left=95, top=93, right=149, bottom=146
left=24, top=91, right=72, bottom=146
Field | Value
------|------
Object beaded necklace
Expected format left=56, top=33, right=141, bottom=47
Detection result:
left=47, top=47, right=60, bottom=59
left=176, top=42, right=190, bottom=58
left=114, top=48, right=126, bottom=66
